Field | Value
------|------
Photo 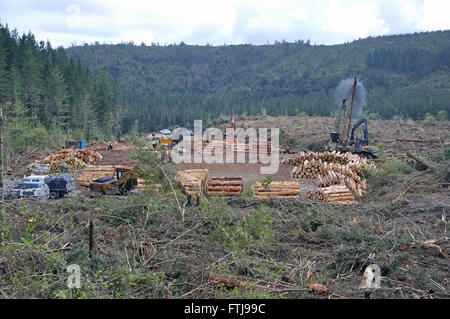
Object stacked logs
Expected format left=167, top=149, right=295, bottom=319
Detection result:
left=175, top=169, right=209, bottom=196
left=252, top=181, right=300, bottom=199
left=290, top=159, right=325, bottom=178
left=283, top=151, right=369, bottom=166
left=76, top=165, right=116, bottom=187
left=207, top=176, right=243, bottom=196
left=306, top=189, right=325, bottom=202
left=134, top=178, right=162, bottom=192
left=194, top=140, right=275, bottom=155
left=285, top=151, right=375, bottom=196
left=29, top=148, right=102, bottom=172
left=306, top=185, right=355, bottom=205
left=87, top=141, right=109, bottom=151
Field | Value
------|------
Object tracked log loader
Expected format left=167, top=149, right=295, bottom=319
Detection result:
left=328, top=77, right=378, bottom=159
left=89, top=166, right=139, bottom=195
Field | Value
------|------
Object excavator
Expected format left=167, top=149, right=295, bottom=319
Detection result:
left=328, top=77, right=379, bottom=159
left=89, top=166, right=139, bottom=195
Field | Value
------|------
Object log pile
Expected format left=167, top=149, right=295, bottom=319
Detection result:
left=284, top=151, right=357, bottom=165
left=252, top=181, right=300, bottom=199
left=76, top=165, right=116, bottom=187
left=207, top=176, right=243, bottom=196
left=29, top=148, right=102, bottom=172
left=187, top=140, right=276, bottom=155
left=285, top=151, right=375, bottom=196
left=87, top=141, right=109, bottom=151
left=290, top=159, right=325, bottom=178
left=134, top=178, right=162, bottom=192
left=306, top=185, right=355, bottom=205
left=175, top=169, right=209, bottom=196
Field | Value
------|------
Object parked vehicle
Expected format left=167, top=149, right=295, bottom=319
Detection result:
left=160, top=129, right=171, bottom=136
left=90, top=166, right=138, bottom=195
left=11, top=175, right=50, bottom=198
left=46, top=176, right=76, bottom=199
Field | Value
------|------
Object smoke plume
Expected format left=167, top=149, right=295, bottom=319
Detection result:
left=335, top=78, right=367, bottom=119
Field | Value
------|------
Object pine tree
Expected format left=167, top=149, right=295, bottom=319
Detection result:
left=47, top=65, right=69, bottom=131
left=0, top=45, right=10, bottom=105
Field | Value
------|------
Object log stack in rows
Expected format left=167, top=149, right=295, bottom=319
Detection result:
left=29, top=148, right=102, bottom=172
left=134, top=178, right=162, bottom=192
left=285, top=151, right=375, bottom=196
left=76, top=165, right=116, bottom=187
left=252, top=181, right=300, bottom=199
left=207, top=176, right=243, bottom=196
left=284, top=151, right=369, bottom=166
left=186, top=140, right=275, bottom=156
left=306, top=185, right=355, bottom=205
left=174, top=169, right=209, bottom=196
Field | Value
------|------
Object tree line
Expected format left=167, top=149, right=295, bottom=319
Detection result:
left=0, top=23, right=123, bottom=166
left=68, top=30, right=450, bottom=132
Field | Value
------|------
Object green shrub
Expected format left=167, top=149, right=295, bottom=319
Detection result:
left=261, top=175, right=272, bottom=188
left=242, top=180, right=256, bottom=198
left=436, top=110, right=448, bottom=121
left=370, top=158, right=412, bottom=187
left=432, top=148, right=450, bottom=163
left=424, top=112, right=437, bottom=125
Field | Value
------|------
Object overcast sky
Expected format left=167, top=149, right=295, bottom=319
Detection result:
left=0, top=0, right=449, bottom=47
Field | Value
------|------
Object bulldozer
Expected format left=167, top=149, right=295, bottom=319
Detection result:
left=328, top=77, right=378, bottom=159
left=89, top=166, right=139, bottom=195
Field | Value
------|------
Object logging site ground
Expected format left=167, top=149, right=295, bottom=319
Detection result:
left=1, top=116, right=449, bottom=299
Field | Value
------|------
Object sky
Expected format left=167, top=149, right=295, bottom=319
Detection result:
left=0, top=0, right=449, bottom=47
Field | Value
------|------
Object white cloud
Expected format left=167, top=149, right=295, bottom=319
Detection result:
left=0, top=0, right=448, bottom=47
left=419, top=0, right=450, bottom=31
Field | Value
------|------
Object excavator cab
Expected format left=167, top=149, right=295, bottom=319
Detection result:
left=348, top=119, right=379, bottom=158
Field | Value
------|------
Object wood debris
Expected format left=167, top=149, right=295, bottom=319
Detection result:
left=307, top=283, right=328, bottom=296
left=208, top=275, right=245, bottom=289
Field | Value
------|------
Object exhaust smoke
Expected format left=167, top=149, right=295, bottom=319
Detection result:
left=335, top=78, right=367, bottom=119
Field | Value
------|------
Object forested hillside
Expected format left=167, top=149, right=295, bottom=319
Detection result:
left=68, top=30, right=450, bottom=132
left=0, top=23, right=123, bottom=166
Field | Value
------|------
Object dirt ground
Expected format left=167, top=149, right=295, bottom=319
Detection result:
left=92, top=116, right=449, bottom=197
left=95, top=142, right=137, bottom=166
left=177, top=160, right=318, bottom=195
left=232, top=116, right=449, bottom=158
